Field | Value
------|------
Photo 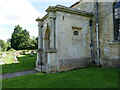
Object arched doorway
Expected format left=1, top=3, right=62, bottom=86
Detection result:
left=43, top=26, right=50, bottom=65
left=44, top=28, right=50, bottom=51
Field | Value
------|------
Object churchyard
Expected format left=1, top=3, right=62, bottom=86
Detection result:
left=0, top=50, right=37, bottom=74
left=1, top=50, right=119, bottom=88
left=0, top=50, right=119, bottom=88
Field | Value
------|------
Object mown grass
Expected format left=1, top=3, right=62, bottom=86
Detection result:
left=2, top=54, right=37, bottom=74
left=2, top=67, right=119, bottom=88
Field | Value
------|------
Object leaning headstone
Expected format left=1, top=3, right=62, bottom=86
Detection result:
left=13, top=52, right=19, bottom=63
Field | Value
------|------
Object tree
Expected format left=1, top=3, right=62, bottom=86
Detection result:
left=0, top=39, right=7, bottom=51
left=11, top=25, right=31, bottom=50
left=11, top=25, right=23, bottom=50
left=30, top=37, right=38, bottom=49
left=6, top=38, right=11, bottom=51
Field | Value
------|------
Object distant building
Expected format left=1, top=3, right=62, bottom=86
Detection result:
left=36, top=0, right=120, bottom=73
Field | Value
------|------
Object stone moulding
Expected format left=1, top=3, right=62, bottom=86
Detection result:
left=38, top=48, right=57, bottom=53
left=46, top=48, right=57, bottom=53
left=46, top=5, right=95, bottom=17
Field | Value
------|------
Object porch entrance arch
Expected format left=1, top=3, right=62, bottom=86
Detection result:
left=43, top=26, right=50, bottom=65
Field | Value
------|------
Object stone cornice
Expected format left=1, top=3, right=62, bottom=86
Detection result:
left=36, top=17, right=42, bottom=22
left=42, top=14, right=49, bottom=21
left=46, top=5, right=94, bottom=17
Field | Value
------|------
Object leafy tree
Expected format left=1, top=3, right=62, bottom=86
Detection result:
left=11, top=25, right=38, bottom=50
left=11, top=25, right=23, bottom=50
left=30, top=37, right=38, bottom=49
left=0, top=39, right=7, bottom=51
left=6, top=38, right=11, bottom=51
left=11, top=25, right=31, bottom=50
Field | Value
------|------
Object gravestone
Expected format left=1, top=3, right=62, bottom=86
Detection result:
left=28, top=51, right=31, bottom=54
left=30, top=51, right=34, bottom=57
left=0, top=59, right=5, bottom=65
left=2, top=52, right=7, bottom=58
left=16, top=51, right=19, bottom=58
left=13, top=52, right=19, bottom=63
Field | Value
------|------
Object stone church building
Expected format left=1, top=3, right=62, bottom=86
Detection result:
left=35, top=0, right=120, bottom=73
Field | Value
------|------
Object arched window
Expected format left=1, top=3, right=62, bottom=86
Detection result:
left=113, top=1, right=120, bottom=41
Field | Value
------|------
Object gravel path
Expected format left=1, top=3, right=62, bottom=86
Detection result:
left=1, top=69, right=38, bottom=79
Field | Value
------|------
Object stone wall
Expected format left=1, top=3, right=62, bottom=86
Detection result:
left=58, top=57, right=91, bottom=71
left=73, top=1, right=120, bottom=68
left=55, top=11, right=92, bottom=70
left=56, top=11, right=91, bottom=59
left=71, top=1, right=95, bottom=13
left=46, top=64, right=58, bottom=73
left=98, top=2, right=120, bottom=68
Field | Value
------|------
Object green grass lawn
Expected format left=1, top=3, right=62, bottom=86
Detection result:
left=2, top=67, right=119, bottom=88
left=2, top=54, right=37, bottom=74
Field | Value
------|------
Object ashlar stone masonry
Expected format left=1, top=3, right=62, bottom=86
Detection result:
left=35, top=0, right=120, bottom=73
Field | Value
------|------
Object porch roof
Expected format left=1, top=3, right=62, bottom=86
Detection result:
left=46, top=5, right=94, bottom=17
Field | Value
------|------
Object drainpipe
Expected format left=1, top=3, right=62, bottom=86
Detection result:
left=89, top=19, right=95, bottom=63
left=53, top=18, right=56, bottom=49
left=95, top=0, right=100, bottom=65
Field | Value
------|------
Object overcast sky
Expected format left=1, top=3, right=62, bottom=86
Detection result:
left=0, top=0, right=78, bottom=42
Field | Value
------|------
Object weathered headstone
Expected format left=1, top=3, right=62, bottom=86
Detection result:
left=30, top=51, right=34, bottom=57
left=13, top=52, right=19, bottom=63
left=0, top=59, right=5, bottom=65
left=16, top=51, right=19, bottom=58
left=2, top=52, right=7, bottom=58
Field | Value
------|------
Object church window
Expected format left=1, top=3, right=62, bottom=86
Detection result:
left=113, top=1, right=120, bottom=41
left=72, top=26, right=81, bottom=36
left=74, top=31, right=79, bottom=35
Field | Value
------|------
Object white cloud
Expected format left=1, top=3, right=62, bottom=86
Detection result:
left=0, top=28, right=5, bottom=32
left=0, top=0, right=43, bottom=25
left=22, top=24, right=38, bottom=37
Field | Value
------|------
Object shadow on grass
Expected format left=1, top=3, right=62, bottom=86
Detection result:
left=2, top=54, right=37, bottom=74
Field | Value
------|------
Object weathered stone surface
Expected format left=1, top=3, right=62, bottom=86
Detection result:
left=58, top=57, right=91, bottom=71
left=101, top=58, right=120, bottom=68
left=46, top=64, right=58, bottom=73
left=36, top=1, right=120, bottom=73
left=72, top=1, right=120, bottom=68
